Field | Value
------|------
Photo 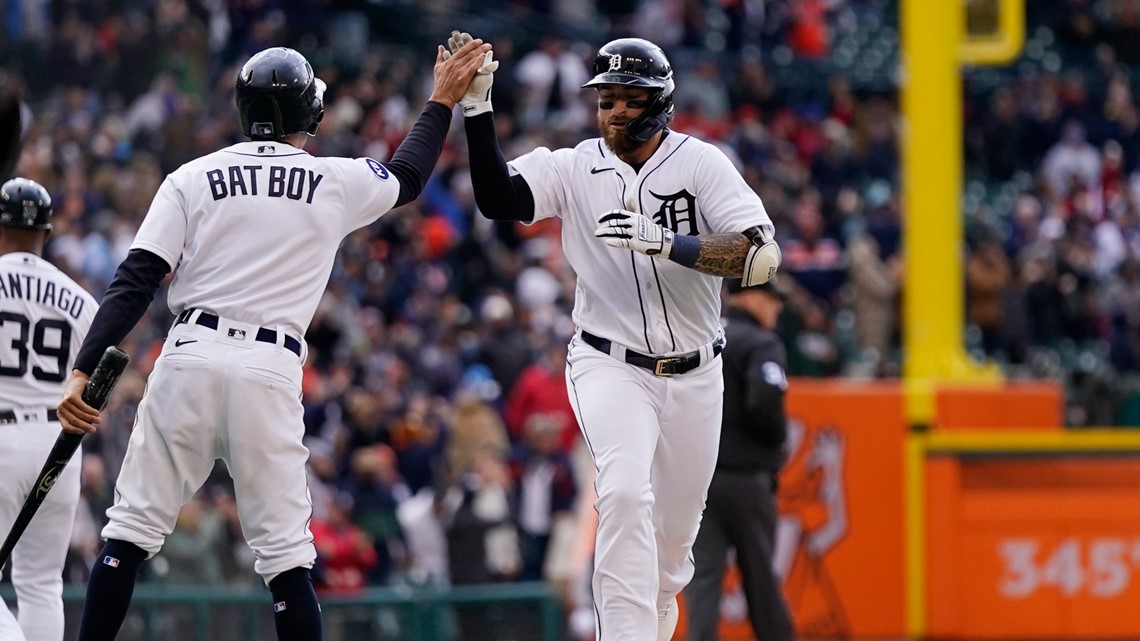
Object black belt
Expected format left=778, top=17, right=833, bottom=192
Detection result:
left=580, top=330, right=722, bottom=377
left=175, top=309, right=302, bottom=357
left=0, top=408, right=58, bottom=424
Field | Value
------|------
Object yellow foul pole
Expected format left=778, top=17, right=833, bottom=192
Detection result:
left=900, top=0, right=1003, bottom=428
left=900, top=0, right=1024, bottom=637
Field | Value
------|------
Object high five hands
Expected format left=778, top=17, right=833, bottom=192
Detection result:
left=431, top=34, right=493, bottom=110
left=443, top=30, right=499, bottom=116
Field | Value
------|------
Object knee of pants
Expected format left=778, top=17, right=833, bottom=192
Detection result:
left=596, top=484, right=653, bottom=520
left=12, top=575, right=62, bottom=604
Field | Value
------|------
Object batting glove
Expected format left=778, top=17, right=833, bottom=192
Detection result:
left=595, top=209, right=675, bottom=258
left=444, top=30, right=498, bottom=116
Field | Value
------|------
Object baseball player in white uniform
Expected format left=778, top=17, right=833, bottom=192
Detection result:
left=0, top=178, right=97, bottom=641
left=55, top=41, right=492, bottom=641
left=450, top=33, right=781, bottom=641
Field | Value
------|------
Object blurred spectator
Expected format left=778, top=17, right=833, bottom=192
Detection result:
left=503, top=337, right=578, bottom=451
left=441, top=448, right=521, bottom=585
left=977, top=87, right=1029, bottom=181
left=846, top=190, right=902, bottom=372
left=514, top=35, right=590, bottom=131
left=673, top=57, right=732, bottom=122
left=343, top=444, right=408, bottom=584
left=476, top=292, right=532, bottom=393
left=154, top=496, right=225, bottom=585
left=311, top=493, right=379, bottom=593
left=966, top=236, right=1014, bottom=355
left=788, top=0, right=831, bottom=59
left=1042, top=120, right=1102, bottom=199
left=781, top=189, right=846, bottom=305
left=508, top=414, right=577, bottom=581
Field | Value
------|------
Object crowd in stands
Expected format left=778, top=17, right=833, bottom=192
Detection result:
left=5, top=0, right=1140, bottom=628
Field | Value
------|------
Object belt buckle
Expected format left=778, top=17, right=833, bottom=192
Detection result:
left=654, top=356, right=684, bottom=377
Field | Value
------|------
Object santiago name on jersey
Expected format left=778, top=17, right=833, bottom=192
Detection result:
left=0, top=252, right=97, bottom=408
left=509, top=131, right=771, bottom=356
left=131, top=141, right=402, bottom=339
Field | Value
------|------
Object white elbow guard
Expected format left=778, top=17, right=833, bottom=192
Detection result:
left=742, top=226, right=781, bottom=286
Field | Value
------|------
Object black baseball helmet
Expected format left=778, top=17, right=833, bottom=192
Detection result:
left=582, top=38, right=675, bottom=143
left=235, top=47, right=325, bottom=140
left=0, top=178, right=52, bottom=230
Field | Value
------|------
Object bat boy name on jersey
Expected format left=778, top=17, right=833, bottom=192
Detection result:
left=0, top=269, right=87, bottom=319
left=206, top=165, right=324, bottom=204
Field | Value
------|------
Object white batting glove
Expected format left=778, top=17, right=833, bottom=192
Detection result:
left=444, top=30, right=498, bottom=116
left=595, top=209, right=675, bottom=258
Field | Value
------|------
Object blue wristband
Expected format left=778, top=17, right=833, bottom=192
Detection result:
left=667, top=234, right=700, bottom=268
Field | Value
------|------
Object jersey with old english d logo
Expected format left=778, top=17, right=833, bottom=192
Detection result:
left=509, top=131, right=770, bottom=355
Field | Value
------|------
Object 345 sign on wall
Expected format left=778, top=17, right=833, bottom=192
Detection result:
left=999, top=537, right=1140, bottom=598
left=926, top=455, right=1140, bottom=638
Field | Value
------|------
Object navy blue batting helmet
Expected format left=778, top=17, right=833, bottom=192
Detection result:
left=236, top=47, right=325, bottom=140
left=582, top=38, right=675, bottom=143
left=0, top=178, right=51, bottom=230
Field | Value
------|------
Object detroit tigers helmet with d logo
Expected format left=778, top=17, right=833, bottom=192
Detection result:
left=236, top=47, right=326, bottom=140
left=0, top=177, right=52, bottom=230
left=582, top=38, right=675, bottom=143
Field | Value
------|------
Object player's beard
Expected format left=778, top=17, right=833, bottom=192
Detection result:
left=598, top=112, right=642, bottom=157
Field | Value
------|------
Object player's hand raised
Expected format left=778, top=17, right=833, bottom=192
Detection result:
left=595, top=208, right=675, bottom=259
left=443, top=31, right=499, bottom=117
left=58, top=370, right=100, bottom=434
left=429, top=35, right=493, bottom=110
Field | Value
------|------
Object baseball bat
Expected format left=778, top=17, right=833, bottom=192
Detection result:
left=0, top=346, right=130, bottom=566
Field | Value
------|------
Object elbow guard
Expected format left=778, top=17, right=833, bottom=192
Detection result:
left=742, top=225, right=781, bottom=286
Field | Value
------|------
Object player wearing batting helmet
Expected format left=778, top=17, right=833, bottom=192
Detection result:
left=449, top=30, right=781, bottom=640
left=58, top=40, right=492, bottom=641
left=0, top=176, right=98, bottom=641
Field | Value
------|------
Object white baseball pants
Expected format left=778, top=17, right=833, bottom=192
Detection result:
left=0, top=412, right=80, bottom=641
left=565, top=336, right=723, bottom=641
left=102, top=317, right=316, bottom=585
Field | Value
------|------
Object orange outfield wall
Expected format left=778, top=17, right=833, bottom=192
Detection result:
left=934, top=382, right=1062, bottom=429
left=676, top=380, right=910, bottom=640
left=925, top=455, right=1140, bottom=639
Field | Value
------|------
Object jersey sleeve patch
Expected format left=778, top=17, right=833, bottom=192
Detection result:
left=363, top=158, right=390, bottom=181
left=763, top=361, right=788, bottom=389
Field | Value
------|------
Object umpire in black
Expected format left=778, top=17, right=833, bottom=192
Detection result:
left=685, top=278, right=795, bottom=641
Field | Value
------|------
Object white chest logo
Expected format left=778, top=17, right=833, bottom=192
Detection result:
left=607, top=54, right=623, bottom=72
left=648, top=188, right=698, bottom=236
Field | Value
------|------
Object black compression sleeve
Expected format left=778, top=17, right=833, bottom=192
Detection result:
left=464, top=112, right=535, bottom=222
left=73, top=249, right=170, bottom=375
left=387, top=101, right=453, bottom=208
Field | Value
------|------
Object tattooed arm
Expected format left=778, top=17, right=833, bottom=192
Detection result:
left=687, top=232, right=753, bottom=276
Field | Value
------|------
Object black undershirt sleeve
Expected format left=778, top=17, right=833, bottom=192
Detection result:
left=73, top=248, right=171, bottom=375
left=386, top=100, right=453, bottom=208
left=464, top=112, right=535, bottom=222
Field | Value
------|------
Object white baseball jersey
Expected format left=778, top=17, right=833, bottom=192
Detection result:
left=0, top=252, right=96, bottom=407
left=131, top=141, right=402, bottom=337
left=0, top=251, right=95, bottom=641
left=509, top=131, right=770, bottom=355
